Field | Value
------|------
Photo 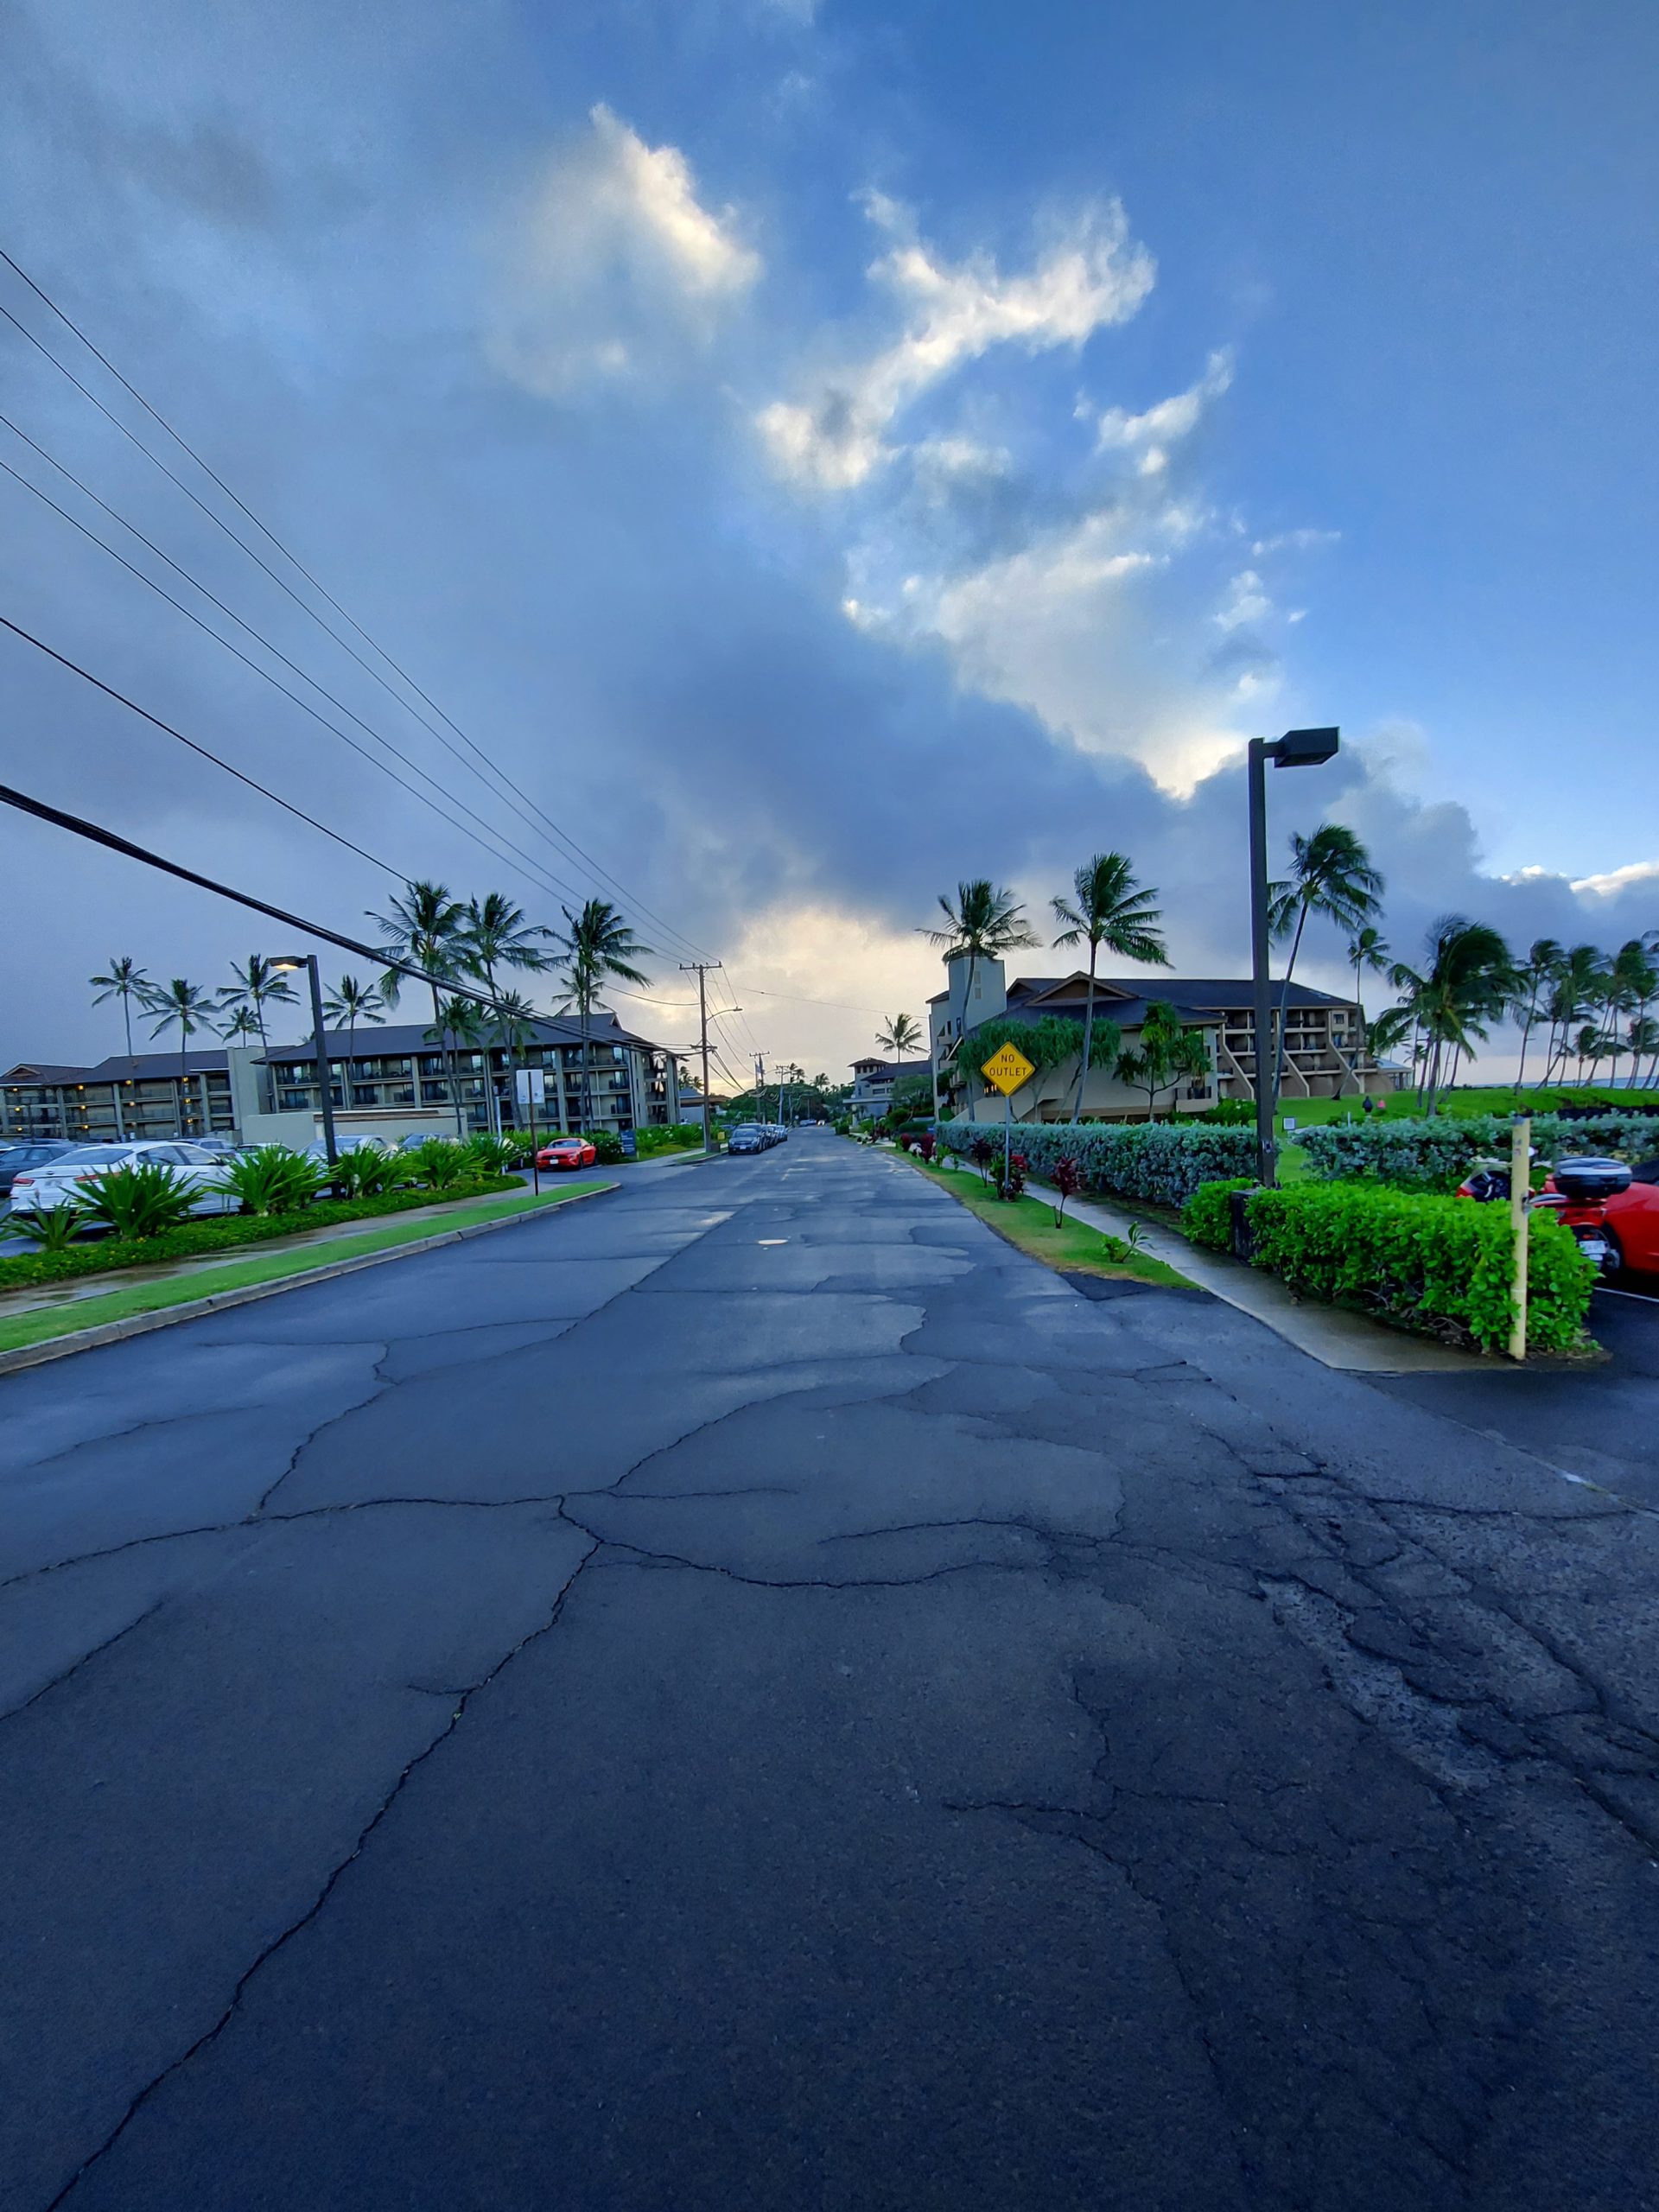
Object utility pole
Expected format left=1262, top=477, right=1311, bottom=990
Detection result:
left=679, top=961, right=722, bottom=1154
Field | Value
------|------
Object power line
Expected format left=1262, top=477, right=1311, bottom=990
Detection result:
left=0, top=777, right=511, bottom=1016
left=0, top=247, right=714, bottom=962
left=728, top=978, right=888, bottom=1014
left=0, top=444, right=594, bottom=912
left=0, top=615, right=404, bottom=880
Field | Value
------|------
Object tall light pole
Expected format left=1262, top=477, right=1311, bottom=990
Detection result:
left=271, top=953, right=339, bottom=1165
left=1248, top=728, right=1339, bottom=1187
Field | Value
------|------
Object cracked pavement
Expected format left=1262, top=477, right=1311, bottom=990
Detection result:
left=3, top=1133, right=1657, bottom=2209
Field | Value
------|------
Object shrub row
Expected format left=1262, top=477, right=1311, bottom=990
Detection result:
left=1297, top=1110, right=1659, bottom=1191
left=0, top=1176, right=522, bottom=1292
left=939, top=1117, right=1256, bottom=1207
left=1179, top=1178, right=1594, bottom=1355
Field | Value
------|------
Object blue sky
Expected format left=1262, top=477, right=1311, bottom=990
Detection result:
left=2, top=0, right=1655, bottom=1077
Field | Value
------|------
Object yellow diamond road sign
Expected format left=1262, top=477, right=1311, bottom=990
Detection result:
left=981, top=1042, right=1036, bottom=1096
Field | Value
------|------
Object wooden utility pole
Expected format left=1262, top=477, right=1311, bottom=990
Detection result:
left=1510, top=1114, right=1530, bottom=1361
left=679, top=961, right=721, bottom=1154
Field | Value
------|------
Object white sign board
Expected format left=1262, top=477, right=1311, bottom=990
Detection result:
left=514, top=1068, right=547, bottom=1106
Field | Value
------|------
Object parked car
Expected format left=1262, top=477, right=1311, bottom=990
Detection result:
left=727, top=1124, right=768, bottom=1154
left=536, top=1136, right=597, bottom=1171
left=1545, top=1154, right=1659, bottom=1279
left=9, top=1140, right=239, bottom=1219
left=0, top=1140, right=77, bottom=1205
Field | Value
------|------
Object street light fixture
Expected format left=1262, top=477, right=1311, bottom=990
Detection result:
left=1248, top=727, right=1339, bottom=1188
left=270, top=953, right=338, bottom=1165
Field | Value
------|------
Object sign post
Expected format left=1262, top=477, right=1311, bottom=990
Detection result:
left=1510, top=1114, right=1530, bottom=1362
left=980, top=1042, right=1037, bottom=1195
left=517, top=1067, right=546, bottom=1193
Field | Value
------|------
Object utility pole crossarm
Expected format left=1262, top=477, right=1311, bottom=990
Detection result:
left=679, top=961, right=722, bottom=1155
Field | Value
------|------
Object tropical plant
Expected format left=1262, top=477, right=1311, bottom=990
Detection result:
left=486, top=988, right=543, bottom=1140
left=876, top=1013, right=924, bottom=1071
left=554, top=899, right=652, bottom=1130
left=1051, top=851, right=1170, bottom=1117
left=322, top=975, right=386, bottom=1098
left=426, top=994, right=489, bottom=1137
left=1114, top=1001, right=1211, bottom=1121
left=1266, top=824, right=1383, bottom=1094
left=1541, top=944, right=1607, bottom=1085
left=369, top=880, right=471, bottom=1133
left=1603, top=938, right=1658, bottom=1088
left=405, top=1138, right=470, bottom=1190
left=217, top=955, right=298, bottom=1053
left=1387, top=917, right=1516, bottom=1114
left=143, top=978, right=215, bottom=1134
left=215, top=1146, right=333, bottom=1217
left=1510, top=938, right=1564, bottom=1090
left=76, top=1160, right=200, bottom=1239
left=463, top=892, right=554, bottom=992
left=1050, top=1153, right=1082, bottom=1227
left=329, top=1144, right=415, bottom=1199
left=89, top=956, right=150, bottom=1058
left=11, top=1202, right=84, bottom=1253
left=458, top=1133, right=524, bottom=1178
left=218, top=1006, right=264, bottom=1045
left=1343, top=925, right=1391, bottom=1094
left=997, top=1150, right=1028, bottom=1202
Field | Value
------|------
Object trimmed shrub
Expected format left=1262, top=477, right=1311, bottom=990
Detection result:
left=1243, top=1181, right=1592, bottom=1355
left=1299, top=1110, right=1659, bottom=1192
left=582, top=1129, right=626, bottom=1166
left=1181, top=1177, right=1254, bottom=1252
left=940, top=1117, right=1255, bottom=1207
left=0, top=1176, right=522, bottom=1292
left=635, top=1124, right=706, bottom=1157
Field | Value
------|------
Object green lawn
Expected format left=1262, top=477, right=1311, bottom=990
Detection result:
left=903, top=1154, right=1194, bottom=1287
left=0, top=1184, right=608, bottom=1354
left=1275, top=1084, right=1659, bottom=1133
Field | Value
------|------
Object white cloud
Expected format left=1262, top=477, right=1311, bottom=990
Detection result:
left=757, top=193, right=1154, bottom=487
left=1569, top=858, right=1659, bottom=898
left=489, top=105, right=759, bottom=396
left=1249, top=526, right=1340, bottom=556
left=1214, top=569, right=1272, bottom=631
left=1085, top=347, right=1233, bottom=475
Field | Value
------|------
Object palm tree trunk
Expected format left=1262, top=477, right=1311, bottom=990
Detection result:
left=122, top=991, right=134, bottom=1060
left=581, top=999, right=594, bottom=1131
left=1072, top=943, right=1097, bottom=1119
left=1515, top=1005, right=1533, bottom=1091
left=1272, top=904, right=1310, bottom=1097
left=178, top=1027, right=190, bottom=1134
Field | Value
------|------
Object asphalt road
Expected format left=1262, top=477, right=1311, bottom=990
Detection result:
left=3, top=1133, right=1657, bottom=2210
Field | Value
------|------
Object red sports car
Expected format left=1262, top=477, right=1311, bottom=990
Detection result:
left=536, top=1137, right=598, bottom=1172
left=1596, top=1158, right=1659, bottom=1277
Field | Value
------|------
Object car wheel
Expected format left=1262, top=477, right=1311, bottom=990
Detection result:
left=1599, top=1224, right=1624, bottom=1281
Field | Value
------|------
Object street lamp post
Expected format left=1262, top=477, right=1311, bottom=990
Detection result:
left=271, top=953, right=338, bottom=1165
left=1248, top=728, right=1340, bottom=1187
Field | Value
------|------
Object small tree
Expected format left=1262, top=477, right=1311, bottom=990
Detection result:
left=1115, top=1001, right=1211, bottom=1121
left=1051, top=1153, right=1082, bottom=1227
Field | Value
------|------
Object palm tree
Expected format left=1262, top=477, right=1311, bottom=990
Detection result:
left=463, top=892, right=554, bottom=996
left=1541, top=944, right=1608, bottom=1085
left=426, top=994, right=486, bottom=1137
left=1509, top=938, right=1564, bottom=1091
left=369, top=880, right=470, bottom=1132
left=1388, top=917, right=1516, bottom=1115
left=1114, top=1001, right=1210, bottom=1122
left=1625, top=1015, right=1659, bottom=1093
left=218, top=1006, right=263, bottom=1045
left=323, top=976, right=386, bottom=1107
left=876, top=1014, right=924, bottom=1075
left=89, top=957, right=151, bottom=1059
left=145, top=978, right=214, bottom=1135
left=1342, top=924, right=1391, bottom=1096
left=488, top=988, right=543, bottom=1137
left=923, top=880, right=1038, bottom=1109
left=555, top=899, right=652, bottom=1130
left=1050, top=852, right=1170, bottom=1118
left=1266, top=824, right=1383, bottom=1096
left=217, top=954, right=299, bottom=1054
left=1602, top=938, right=1657, bottom=1089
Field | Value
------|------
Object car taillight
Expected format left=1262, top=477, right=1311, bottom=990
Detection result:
left=12, top=1174, right=32, bottom=1187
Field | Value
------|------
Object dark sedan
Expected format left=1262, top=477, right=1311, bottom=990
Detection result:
left=0, top=1140, right=75, bottom=1204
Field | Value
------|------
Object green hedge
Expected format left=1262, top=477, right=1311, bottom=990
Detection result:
left=1299, top=1110, right=1659, bottom=1191
left=940, top=1116, right=1255, bottom=1207
left=1182, top=1179, right=1594, bottom=1355
left=0, top=1176, right=521, bottom=1291
left=1181, top=1178, right=1253, bottom=1251
left=634, top=1124, right=707, bottom=1156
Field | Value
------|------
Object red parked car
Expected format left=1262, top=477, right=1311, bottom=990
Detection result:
left=536, top=1136, right=598, bottom=1172
left=1548, top=1154, right=1659, bottom=1279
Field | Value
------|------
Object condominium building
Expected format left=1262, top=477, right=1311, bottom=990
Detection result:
left=1, top=1012, right=682, bottom=1148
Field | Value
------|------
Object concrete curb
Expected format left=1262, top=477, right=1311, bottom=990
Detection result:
left=0, top=1182, right=619, bottom=1380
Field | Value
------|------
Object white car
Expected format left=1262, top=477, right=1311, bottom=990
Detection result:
left=9, top=1140, right=239, bottom=1219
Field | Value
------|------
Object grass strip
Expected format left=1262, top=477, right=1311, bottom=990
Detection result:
left=0, top=1185, right=607, bottom=1352
left=899, top=1153, right=1195, bottom=1287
